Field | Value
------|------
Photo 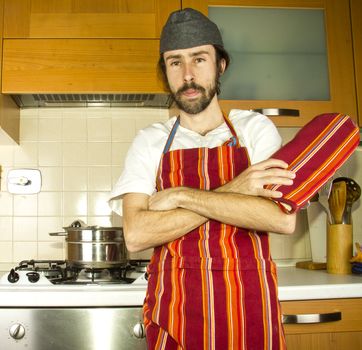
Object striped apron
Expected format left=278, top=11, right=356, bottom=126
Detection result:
left=144, top=115, right=286, bottom=350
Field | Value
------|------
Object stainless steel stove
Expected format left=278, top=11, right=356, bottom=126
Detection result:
left=0, top=259, right=148, bottom=350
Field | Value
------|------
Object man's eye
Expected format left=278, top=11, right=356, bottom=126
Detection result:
left=195, top=57, right=205, bottom=63
left=170, top=61, right=180, bottom=66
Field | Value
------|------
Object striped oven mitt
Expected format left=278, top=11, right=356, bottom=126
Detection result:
left=266, top=113, right=360, bottom=213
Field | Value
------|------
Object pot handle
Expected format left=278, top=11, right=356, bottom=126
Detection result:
left=49, top=232, right=68, bottom=236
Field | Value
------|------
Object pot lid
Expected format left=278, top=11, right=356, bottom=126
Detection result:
left=63, top=220, right=122, bottom=231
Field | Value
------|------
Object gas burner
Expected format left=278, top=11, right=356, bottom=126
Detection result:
left=2, top=259, right=149, bottom=286
left=16, top=260, right=66, bottom=280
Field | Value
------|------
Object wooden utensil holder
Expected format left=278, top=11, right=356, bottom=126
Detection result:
left=327, top=223, right=353, bottom=274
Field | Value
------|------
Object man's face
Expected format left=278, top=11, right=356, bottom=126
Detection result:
left=163, top=45, right=221, bottom=114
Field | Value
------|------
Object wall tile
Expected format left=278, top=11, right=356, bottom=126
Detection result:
left=38, top=192, right=62, bottom=216
left=39, top=167, right=63, bottom=191
left=62, top=109, right=86, bottom=119
left=38, top=109, right=62, bottom=119
left=88, top=118, right=112, bottom=141
left=111, top=142, right=131, bottom=166
left=111, top=166, right=123, bottom=186
left=63, top=142, right=88, bottom=166
left=38, top=118, right=62, bottom=141
left=13, top=142, right=38, bottom=166
left=62, top=118, right=87, bottom=142
left=87, top=216, right=113, bottom=227
left=0, top=242, right=13, bottom=262
left=13, top=194, right=37, bottom=216
left=20, top=118, right=38, bottom=141
left=111, top=118, right=136, bottom=142
left=88, top=166, right=111, bottom=191
left=38, top=142, right=62, bottom=166
left=0, top=217, right=13, bottom=241
left=0, top=145, right=14, bottom=166
left=88, top=192, right=112, bottom=216
left=21, top=109, right=39, bottom=119
left=87, top=142, right=111, bottom=166
left=0, top=192, right=13, bottom=215
left=38, top=216, right=64, bottom=241
left=63, top=192, right=87, bottom=216
left=63, top=167, right=87, bottom=191
left=13, top=217, right=37, bottom=241
left=38, top=241, right=64, bottom=260
left=13, top=242, right=37, bottom=261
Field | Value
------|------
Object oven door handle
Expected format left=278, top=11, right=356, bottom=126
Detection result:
left=282, top=311, right=342, bottom=324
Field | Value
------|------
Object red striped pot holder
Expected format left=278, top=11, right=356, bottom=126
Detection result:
left=266, top=113, right=360, bottom=213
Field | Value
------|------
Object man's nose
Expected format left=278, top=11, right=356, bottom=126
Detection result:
left=183, top=63, right=194, bottom=82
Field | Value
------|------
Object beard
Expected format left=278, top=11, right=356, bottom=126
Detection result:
left=170, top=79, right=218, bottom=115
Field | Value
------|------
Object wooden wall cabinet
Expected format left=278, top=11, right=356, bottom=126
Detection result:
left=0, top=0, right=19, bottom=144
left=281, top=298, right=362, bottom=349
left=2, top=39, right=163, bottom=93
left=3, top=0, right=179, bottom=39
left=1, top=0, right=180, bottom=94
left=350, top=0, right=362, bottom=127
left=183, top=0, right=358, bottom=127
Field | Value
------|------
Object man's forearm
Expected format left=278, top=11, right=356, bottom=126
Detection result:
left=176, top=187, right=296, bottom=234
left=123, top=193, right=207, bottom=252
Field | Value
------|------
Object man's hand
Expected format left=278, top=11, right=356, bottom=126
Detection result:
left=149, top=187, right=184, bottom=211
left=219, top=158, right=295, bottom=198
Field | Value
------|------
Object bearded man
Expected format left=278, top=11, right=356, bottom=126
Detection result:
left=110, top=8, right=296, bottom=350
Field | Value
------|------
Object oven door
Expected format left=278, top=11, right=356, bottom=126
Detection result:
left=0, top=307, right=146, bottom=350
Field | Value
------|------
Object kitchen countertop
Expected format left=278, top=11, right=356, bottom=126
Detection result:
left=277, top=266, right=362, bottom=301
left=0, top=266, right=361, bottom=307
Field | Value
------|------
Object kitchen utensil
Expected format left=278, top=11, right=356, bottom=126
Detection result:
left=333, top=177, right=361, bottom=224
left=318, top=178, right=333, bottom=224
left=50, top=220, right=127, bottom=268
left=327, top=223, right=353, bottom=274
left=328, top=180, right=347, bottom=224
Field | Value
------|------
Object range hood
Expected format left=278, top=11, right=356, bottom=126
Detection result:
left=11, top=93, right=173, bottom=109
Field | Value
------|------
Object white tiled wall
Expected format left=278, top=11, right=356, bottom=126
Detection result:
left=0, top=108, right=169, bottom=269
left=1, top=108, right=360, bottom=269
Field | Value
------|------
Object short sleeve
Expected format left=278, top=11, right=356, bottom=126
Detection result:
left=108, top=128, right=164, bottom=215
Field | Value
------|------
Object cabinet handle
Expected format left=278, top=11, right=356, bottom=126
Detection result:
left=251, top=108, right=300, bottom=116
left=282, top=311, right=341, bottom=324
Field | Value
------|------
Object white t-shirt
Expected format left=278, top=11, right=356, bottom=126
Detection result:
left=109, top=109, right=282, bottom=214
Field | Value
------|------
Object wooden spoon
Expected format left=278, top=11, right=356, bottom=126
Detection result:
left=328, top=181, right=347, bottom=224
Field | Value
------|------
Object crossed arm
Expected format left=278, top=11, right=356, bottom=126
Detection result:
left=122, top=159, right=297, bottom=252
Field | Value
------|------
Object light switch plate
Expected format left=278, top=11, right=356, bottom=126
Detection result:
left=7, top=169, right=42, bottom=194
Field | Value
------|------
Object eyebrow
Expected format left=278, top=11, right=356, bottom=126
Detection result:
left=165, top=50, right=211, bottom=62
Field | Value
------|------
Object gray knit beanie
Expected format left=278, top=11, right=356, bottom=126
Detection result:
left=160, top=8, right=224, bottom=54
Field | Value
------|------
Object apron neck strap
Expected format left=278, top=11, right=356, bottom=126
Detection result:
left=162, top=113, right=240, bottom=154
left=162, top=116, right=181, bottom=154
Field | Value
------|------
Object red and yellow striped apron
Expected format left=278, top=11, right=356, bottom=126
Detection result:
left=144, top=115, right=286, bottom=350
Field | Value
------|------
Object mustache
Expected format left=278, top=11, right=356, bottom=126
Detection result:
left=176, top=82, right=206, bottom=95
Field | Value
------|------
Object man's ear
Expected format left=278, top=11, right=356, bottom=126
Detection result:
left=219, top=58, right=226, bottom=75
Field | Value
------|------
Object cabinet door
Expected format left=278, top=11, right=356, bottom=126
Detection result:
left=351, top=0, right=362, bottom=127
left=4, top=0, right=180, bottom=38
left=0, top=0, right=19, bottom=143
left=183, top=0, right=357, bottom=127
left=281, top=298, right=362, bottom=350
left=286, top=332, right=362, bottom=350
left=2, top=39, right=164, bottom=93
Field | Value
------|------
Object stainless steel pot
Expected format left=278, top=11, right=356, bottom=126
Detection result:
left=50, top=220, right=128, bottom=268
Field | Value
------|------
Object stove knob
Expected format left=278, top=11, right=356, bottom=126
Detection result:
left=133, top=322, right=145, bottom=339
left=9, top=323, right=26, bottom=340
left=7, top=269, right=20, bottom=283
left=26, top=272, right=40, bottom=283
